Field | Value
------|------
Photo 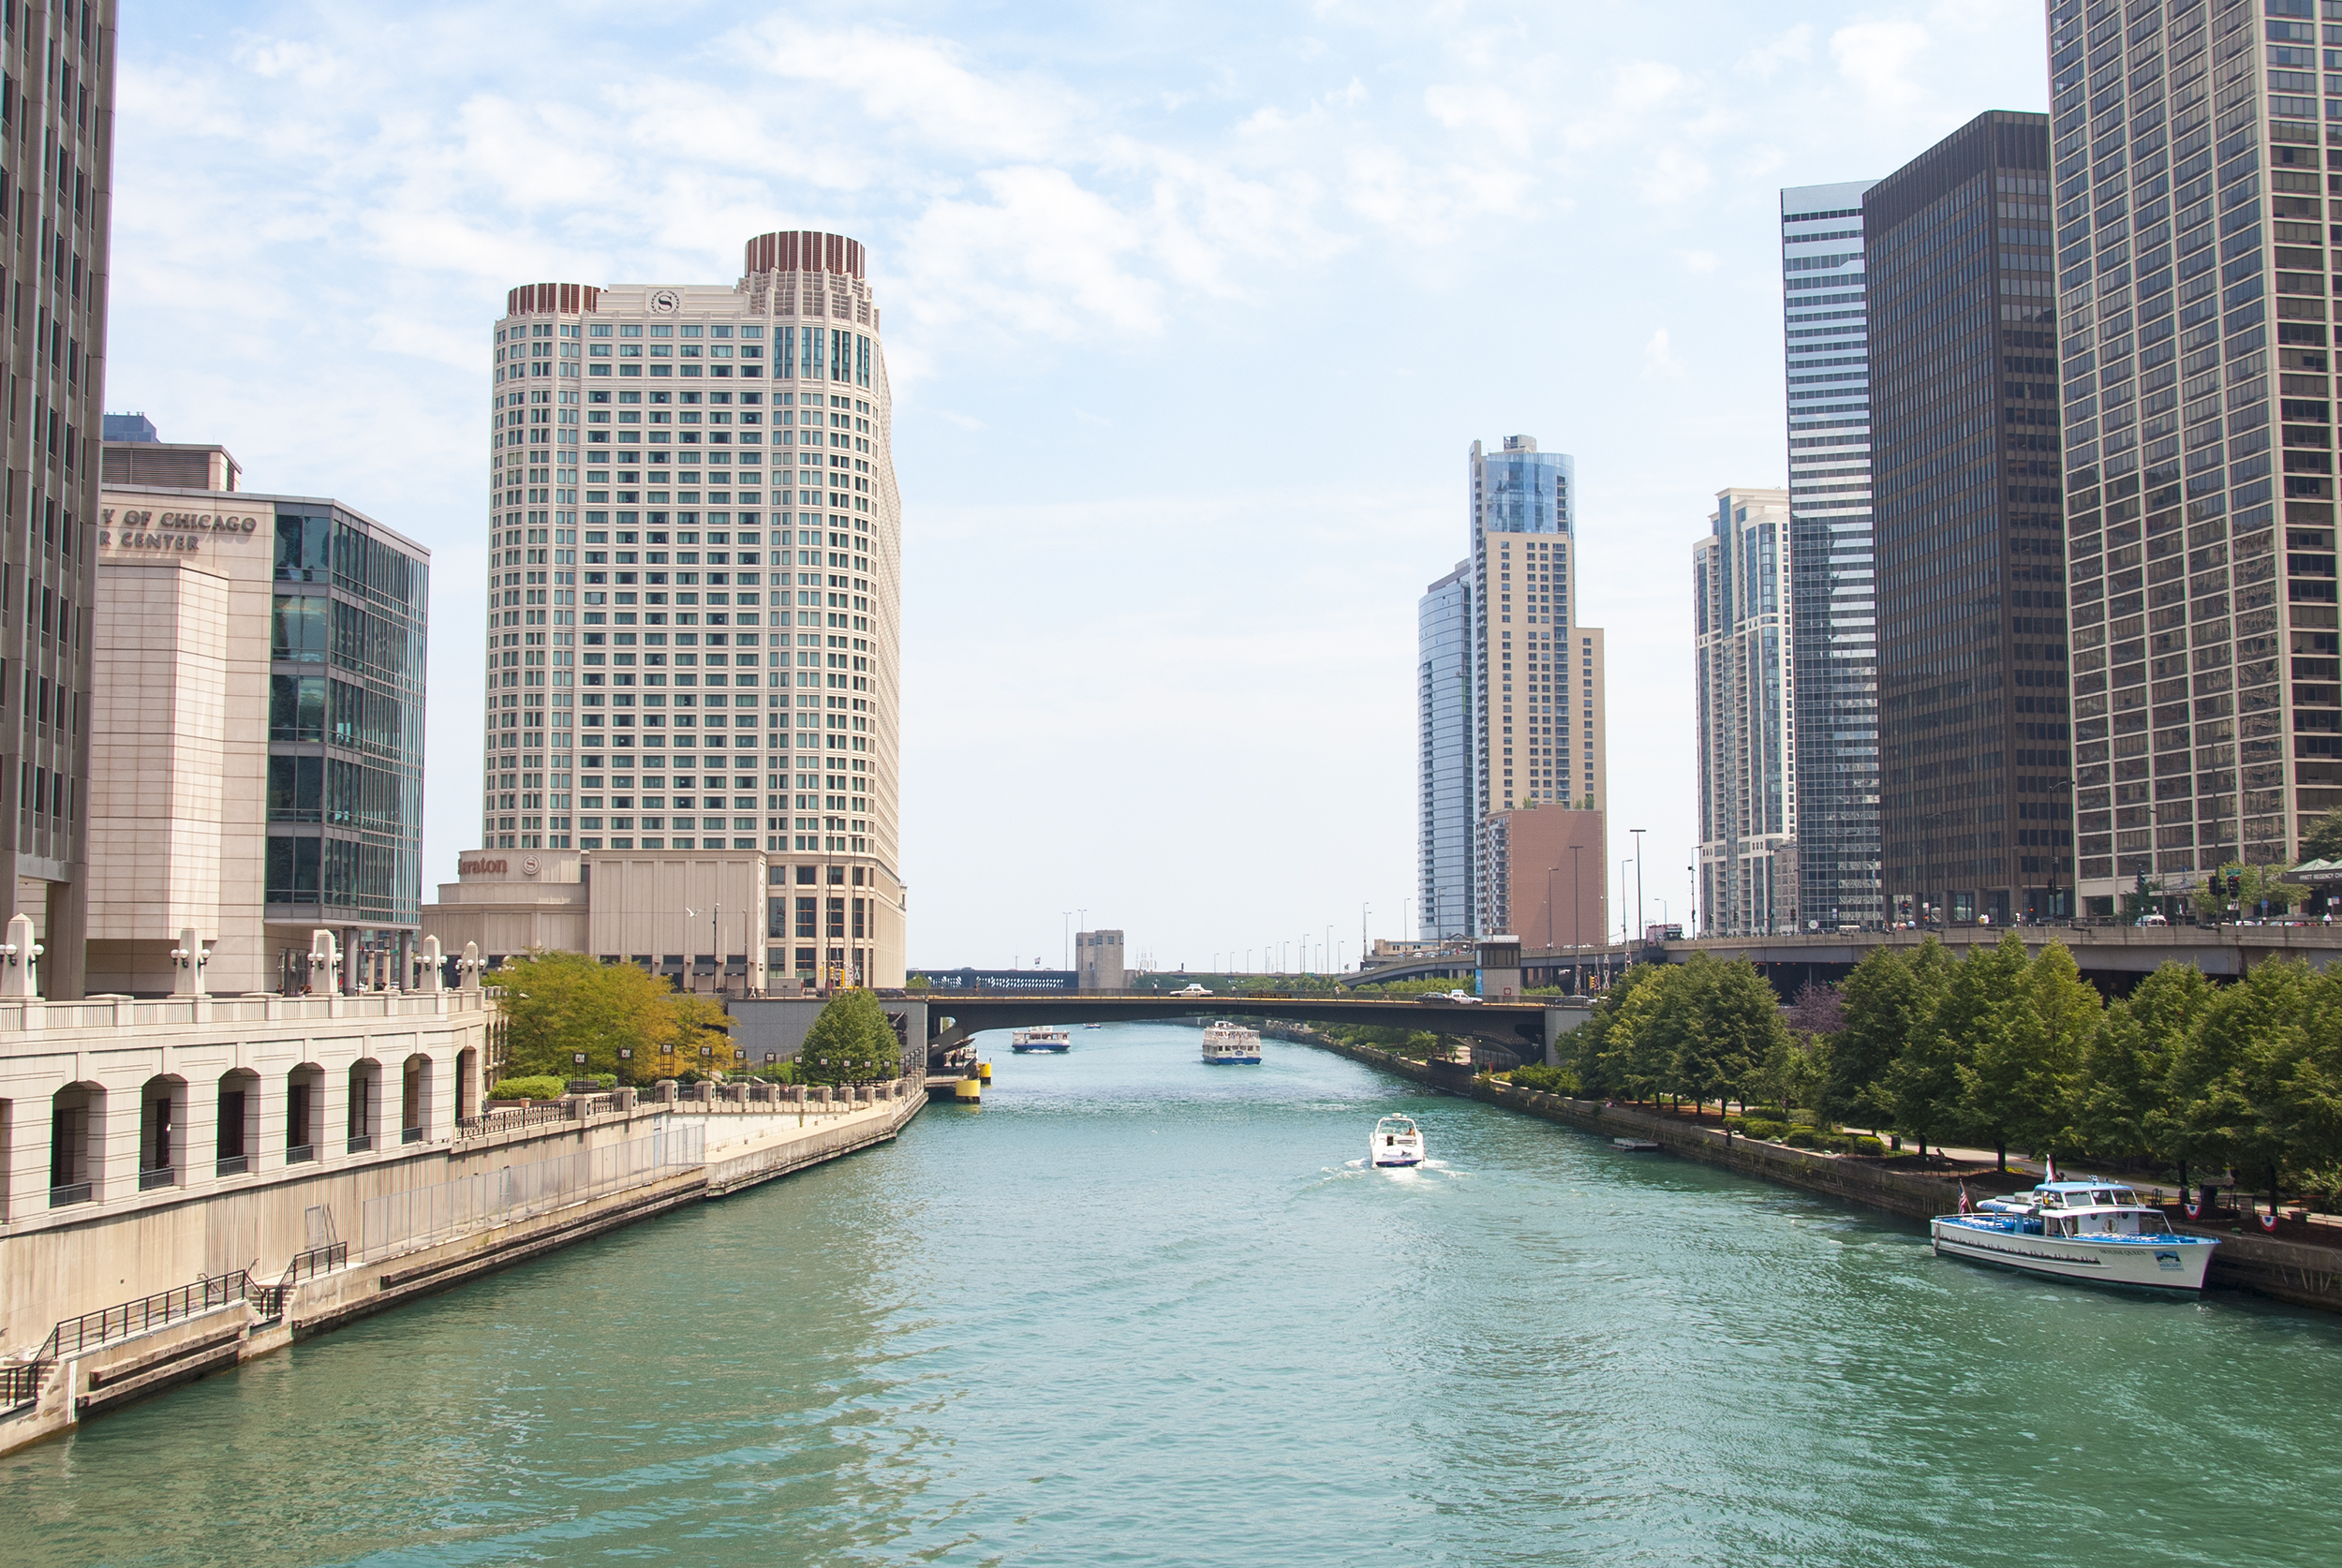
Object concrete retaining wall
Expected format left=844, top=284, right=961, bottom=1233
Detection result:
left=0, top=1087, right=926, bottom=1457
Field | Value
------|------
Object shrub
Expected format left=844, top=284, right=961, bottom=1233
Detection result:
left=1724, top=1116, right=1746, bottom=1133
left=1742, top=1119, right=1790, bottom=1141
left=1844, top=1135, right=1887, bottom=1156
left=489, top=1075, right=567, bottom=1102
left=1781, top=1126, right=1820, bottom=1149
left=1512, top=1063, right=1580, bottom=1095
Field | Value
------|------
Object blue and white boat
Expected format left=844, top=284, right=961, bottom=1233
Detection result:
left=1930, top=1179, right=2218, bottom=1292
left=1011, top=1028, right=1071, bottom=1054
left=1200, top=1021, right=1262, bottom=1064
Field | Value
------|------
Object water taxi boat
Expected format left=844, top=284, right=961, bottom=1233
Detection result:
left=1010, top=1028, right=1072, bottom=1054
left=1930, top=1178, right=2218, bottom=1291
left=1200, top=1021, right=1262, bottom=1064
left=1371, top=1115, right=1425, bottom=1167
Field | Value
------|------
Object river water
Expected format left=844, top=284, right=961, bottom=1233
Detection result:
left=9, top=1022, right=2342, bottom=1566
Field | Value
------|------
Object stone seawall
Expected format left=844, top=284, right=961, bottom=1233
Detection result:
left=1303, top=1035, right=2342, bottom=1313
left=0, top=1088, right=926, bottom=1457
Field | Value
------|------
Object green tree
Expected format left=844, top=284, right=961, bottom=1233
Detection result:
left=1956, top=938, right=2097, bottom=1172
left=2167, top=959, right=2324, bottom=1200
left=796, top=988, right=901, bottom=1085
left=1668, top=956, right=1787, bottom=1119
left=1564, top=962, right=1666, bottom=1100
left=1879, top=941, right=1966, bottom=1160
left=2075, top=961, right=2210, bottom=1165
left=1939, top=933, right=2042, bottom=1171
left=1822, top=940, right=1949, bottom=1131
left=495, top=951, right=701, bottom=1082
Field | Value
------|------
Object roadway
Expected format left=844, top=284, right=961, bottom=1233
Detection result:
left=1354, top=923, right=2342, bottom=994
left=902, top=991, right=1582, bottom=1060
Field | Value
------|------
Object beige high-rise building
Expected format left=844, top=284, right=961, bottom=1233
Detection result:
left=1468, top=436, right=1608, bottom=943
left=464, top=229, right=904, bottom=989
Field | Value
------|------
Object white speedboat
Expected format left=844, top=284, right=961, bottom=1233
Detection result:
left=1200, top=1020, right=1262, bottom=1064
left=1010, top=1028, right=1072, bottom=1054
left=1930, top=1179, right=2219, bottom=1292
left=1371, top=1115, right=1425, bottom=1167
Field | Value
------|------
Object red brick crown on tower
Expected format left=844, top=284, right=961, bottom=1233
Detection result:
left=504, top=231, right=866, bottom=317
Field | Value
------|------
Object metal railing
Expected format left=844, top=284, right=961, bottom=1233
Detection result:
left=255, top=1242, right=349, bottom=1317
left=49, top=1181, right=92, bottom=1208
left=401, top=1125, right=424, bottom=1145
left=287, top=1144, right=317, bottom=1165
left=37, top=1271, right=255, bottom=1362
left=346, top=1133, right=374, bottom=1154
left=215, top=1154, right=249, bottom=1177
left=359, top=1122, right=705, bottom=1263
left=139, top=1166, right=177, bottom=1192
left=0, top=1360, right=44, bottom=1412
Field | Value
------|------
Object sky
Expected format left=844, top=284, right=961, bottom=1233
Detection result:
left=110, top=0, right=2054, bottom=975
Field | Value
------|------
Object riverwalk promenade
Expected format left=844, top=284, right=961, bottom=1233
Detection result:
left=0, top=1077, right=925, bottom=1457
left=1297, top=1033, right=2342, bottom=1313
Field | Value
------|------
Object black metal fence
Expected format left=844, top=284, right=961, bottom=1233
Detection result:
left=37, top=1271, right=256, bottom=1362
left=0, top=1361, right=44, bottom=1411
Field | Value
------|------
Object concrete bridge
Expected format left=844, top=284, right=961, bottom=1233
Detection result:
left=1355, top=923, right=2342, bottom=997
left=903, top=991, right=1585, bottom=1065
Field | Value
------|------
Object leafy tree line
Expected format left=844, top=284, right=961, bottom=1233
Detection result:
left=1564, top=938, right=2342, bottom=1199
left=495, top=954, right=905, bottom=1087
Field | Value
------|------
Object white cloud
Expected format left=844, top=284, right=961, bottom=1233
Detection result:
left=1831, top=20, right=1934, bottom=111
left=1643, top=327, right=1680, bottom=376
left=1738, top=23, right=1814, bottom=79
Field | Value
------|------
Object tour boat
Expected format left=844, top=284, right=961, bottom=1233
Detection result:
left=1200, top=1021, right=1262, bottom=1064
left=1010, top=1028, right=1072, bottom=1054
left=1930, top=1179, right=2219, bottom=1292
left=1371, top=1115, right=1425, bottom=1168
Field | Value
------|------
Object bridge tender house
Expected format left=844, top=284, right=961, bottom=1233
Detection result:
left=99, top=508, right=263, bottom=551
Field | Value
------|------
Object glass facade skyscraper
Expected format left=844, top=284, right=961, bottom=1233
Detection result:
left=1867, top=111, right=2068, bottom=926
left=266, top=507, right=429, bottom=950
left=2049, top=0, right=2335, bottom=909
left=1696, top=487, right=1799, bottom=936
left=1417, top=561, right=1474, bottom=939
left=1782, top=180, right=1884, bottom=930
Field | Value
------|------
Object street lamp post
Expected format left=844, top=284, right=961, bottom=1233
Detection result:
left=2042, top=777, right=2074, bottom=924
left=1630, top=827, right=1645, bottom=945
left=1570, top=843, right=1583, bottom=993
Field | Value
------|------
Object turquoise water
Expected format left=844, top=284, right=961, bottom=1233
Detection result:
left=9, top=1021, right=2342, bottom=1566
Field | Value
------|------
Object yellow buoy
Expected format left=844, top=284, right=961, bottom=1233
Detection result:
left=954, top=1076, right=982, bottom=1102
left=977, top=1060, right=994, bottom=1082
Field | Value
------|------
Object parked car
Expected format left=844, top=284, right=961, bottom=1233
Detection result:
left=1173, top=982, right=1212, bottom=996
left=2137, top=912, right=2169, bottom=926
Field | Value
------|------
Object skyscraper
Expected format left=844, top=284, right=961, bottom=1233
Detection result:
left=1867, top=111, right=2068, bottom=926
left=0, top=3, right=113, bottom=998
left=1782, top=180, right=1883, bottom=931
left=1465, top=437, right=1607, bottom=941
left=482, top=230, right=905, bottom=988
left=1417, top=560, right=1475, bottom=939
left=1695, top=487, right=1798, bottom=936
left=2049, top=0, right=2333, bottom=909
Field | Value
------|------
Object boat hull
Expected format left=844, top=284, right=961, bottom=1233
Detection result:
left=1930, top=1217, right=2216, bottom=1292
left=1202, top=1053, right=1262, bottom=1065
left=1371, top=1152, right=1422, bottom=1168
left=1010, top=1043, right=1070, bottom=1054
